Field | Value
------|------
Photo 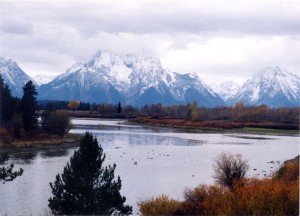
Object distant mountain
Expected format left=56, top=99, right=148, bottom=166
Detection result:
left=39, top=51, right=224, bottom=106
left=0, top=57, right=36, bottom=97
left=5, top=53, right=298, bottom=108
left=235, top=67, right=300, bottom=107
left=33, top=74, right=56, bottom=85
left=212, top=81, right=241, bottom=104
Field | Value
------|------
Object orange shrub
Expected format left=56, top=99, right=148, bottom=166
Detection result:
left=274, top=157, right=299, bottom=182
left=138, top=194, right=182, bottom=216
left=139, top=160, right=299, bottom=216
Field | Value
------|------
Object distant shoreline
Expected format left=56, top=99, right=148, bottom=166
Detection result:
left=0, top=134, right=81, bottom=154
left=128, top=117, right=299, bottom=135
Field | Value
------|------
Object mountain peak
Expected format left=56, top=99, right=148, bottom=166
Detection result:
left=212, top=81, right=241, bottom=103
left=0, top=57, right=36, bottom=97
left=39, top=50, right=223, bottom=106
left=237, top=67, right=300, bottom=107
left=0, top=57, right=18, bottom=68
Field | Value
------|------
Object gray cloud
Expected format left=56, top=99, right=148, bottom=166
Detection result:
left=0, top=0, right=299, bottom=84
left=2, top=1, right=300, bottom=35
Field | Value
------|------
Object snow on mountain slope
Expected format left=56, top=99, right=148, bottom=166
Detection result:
left=33, top=74, right=56, bottom=85
left=0, top=57, right=37, bottom=97
left=236, top=67, right=300, bottom=107
left=212, top=81, right=241, bottom=103
left=39, top=51, right=224, bottom=106
left=170, top=73, right=224, bottom=106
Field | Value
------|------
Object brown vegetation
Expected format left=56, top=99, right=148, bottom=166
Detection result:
left=0, top=132, right=81, bottom=149
left=138, top=156, right=299, bottom=216
left=130, top=116, right=299, bottom=130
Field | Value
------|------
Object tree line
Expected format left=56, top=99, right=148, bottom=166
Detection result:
left=0, top=75, right=71, bottom=140
left=44, top=100, right=299, bottom=125
left=70, top=100, right=299, bottom=124
left=139, top=101, right=299, bottom=124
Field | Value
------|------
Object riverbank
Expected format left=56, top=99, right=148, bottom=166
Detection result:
left=128, top=116, right=299, bottom=135
left=0, top=133, right=81, bottom=154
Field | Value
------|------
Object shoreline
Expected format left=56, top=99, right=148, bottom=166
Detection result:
left=128, top=117, right=299, bottom=136
left=0, top=134, right=81, bottom=154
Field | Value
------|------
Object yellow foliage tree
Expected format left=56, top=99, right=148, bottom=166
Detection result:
left=68, top=100, right=80, bottom=112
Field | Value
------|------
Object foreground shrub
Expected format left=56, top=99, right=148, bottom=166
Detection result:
left=213, top=152, right=249, bottom=190
left=274, top=156, right=299, bottom=182
left=220, top=178, right=299, bottom=216
left=138, top=194, right=182, bottom=216
left=184, top=184, right=228, bottom=215
left=139, top=157, right=299, bottom=216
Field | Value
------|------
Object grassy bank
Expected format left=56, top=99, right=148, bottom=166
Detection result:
left=233, top=127, right=299, bottom=135
left=0, top=133, right=81, bottom=150
left=129, top=116, right=299, bottom=134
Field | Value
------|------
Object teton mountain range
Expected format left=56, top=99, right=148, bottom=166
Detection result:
left=0, top=51, right=299, bottom=107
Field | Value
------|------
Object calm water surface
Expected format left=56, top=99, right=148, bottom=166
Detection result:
left=0, top=118, right=299, bottom=215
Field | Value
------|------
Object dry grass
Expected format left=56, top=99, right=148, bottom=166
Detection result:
left=130, top=116, right=299, bottom=130
left=138, top=158, right=299, bottom=216
left=0, top=133, right=81, bottom=148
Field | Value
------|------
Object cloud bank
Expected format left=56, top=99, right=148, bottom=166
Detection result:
left=0, top=0, right=299, bottom=84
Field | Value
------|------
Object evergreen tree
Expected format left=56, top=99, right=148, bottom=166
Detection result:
left=0, top=154, right=23, bottom=183
left=117, top=102, right=122, bottom=113
left=0, top=74, right=13, bottom=127
left=41, top=103, right=54, bottom=133
left=21, top=81, right=38, bottom=131
left=48, top=132, right=132, bottom=215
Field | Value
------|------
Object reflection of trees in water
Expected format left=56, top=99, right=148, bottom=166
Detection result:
left=10, top=152, right=37, bottom=164
left=41, top=149, right=69, bottom=158
left=0, top=153, right=9, bottom=164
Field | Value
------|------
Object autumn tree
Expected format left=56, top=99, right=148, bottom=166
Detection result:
left=213, top=152, right=249, bottom=190
left=48, top=132, right=132, bottom=215
left=68, top=100, right=80, bottom=111
left=21, top=80, right=38, bottom=131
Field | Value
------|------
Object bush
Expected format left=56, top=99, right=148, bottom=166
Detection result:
left=138, top=194, right=182, bottom=216
left=274, top=156, right=299, bottom=182
left=139, top=155, right=299, bottom=216
left=213, top=152, right=249, bottom=189
left=47, top=110, right=72, bottom=137
left=184, top=184, right=228, bottom=215
left=0, top=128, right=12, bottom=144
left=7, top=113, right=23, bottom=139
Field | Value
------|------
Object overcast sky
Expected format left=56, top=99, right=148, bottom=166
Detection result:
left=0, top=0, right=300, bottom=85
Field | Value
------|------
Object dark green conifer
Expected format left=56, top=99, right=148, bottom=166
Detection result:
left=48, top=132, right=132, bottom=215
left=117, top=102, right=122, bottom=113
left=21, top=80, right=38, bottom=131
left=0, top=154, right=23, bottom=183
left=0, top=74, right=13, bottom=126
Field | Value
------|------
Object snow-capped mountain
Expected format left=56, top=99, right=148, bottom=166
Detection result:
left=39, top=51, right=224, bottom=106
left=0, top=57, right=37, bottom=97
left=212, top=81, right=241, bottom=103
left=236, top=67, right=300, bottom=107
left=171, top=73, right=224, bottom=106
left=33, top=74, right=56, bottom=85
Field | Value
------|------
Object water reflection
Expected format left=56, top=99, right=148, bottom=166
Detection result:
left=40, top=149, right=69, bottom=158
left=9, top=152, right=37, bottom=164
left=0, top=118, right=298, bottom=215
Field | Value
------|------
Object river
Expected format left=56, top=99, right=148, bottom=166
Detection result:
left=0, top=118, right=299, bottom=215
